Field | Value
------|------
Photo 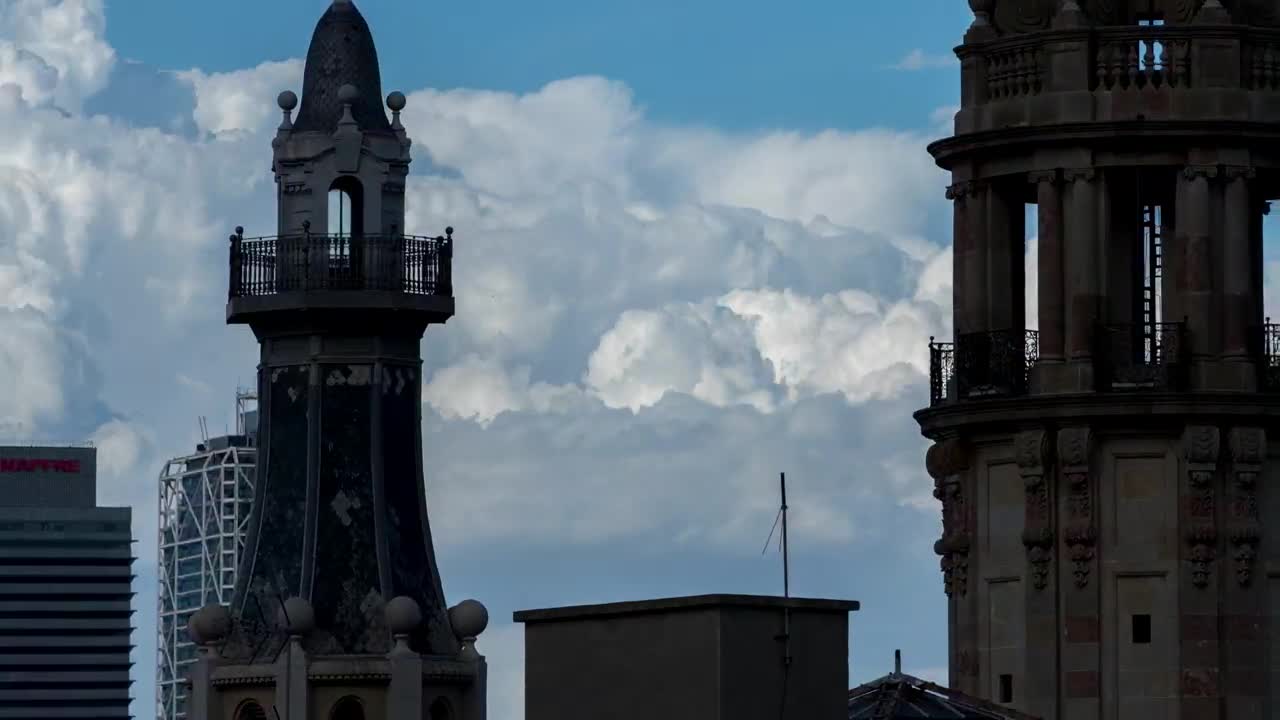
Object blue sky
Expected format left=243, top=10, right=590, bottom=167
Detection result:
left=0, top=1, right=989, bottom=718
left=106, top=0, right=967, bottom=132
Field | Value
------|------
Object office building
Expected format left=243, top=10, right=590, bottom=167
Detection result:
left=0, top=444, right=135, bottom=718
left=156, top=393, right=257, bottom=720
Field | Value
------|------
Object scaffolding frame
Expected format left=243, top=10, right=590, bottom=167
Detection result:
left=155, top=392, right=257, bottom=720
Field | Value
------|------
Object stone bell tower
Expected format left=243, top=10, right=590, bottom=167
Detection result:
left=921, top=1, right=1280, bottom=719
left=184, top=2, right=487, bottom=719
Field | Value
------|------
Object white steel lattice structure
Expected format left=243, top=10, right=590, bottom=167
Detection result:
left=156, top=393, right=257, bottom=720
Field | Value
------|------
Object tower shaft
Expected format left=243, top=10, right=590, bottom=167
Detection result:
left=924, top=4, right=1280, bottom=719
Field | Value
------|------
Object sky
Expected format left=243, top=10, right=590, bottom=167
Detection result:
left=0, top=1, right=1114, bottom=718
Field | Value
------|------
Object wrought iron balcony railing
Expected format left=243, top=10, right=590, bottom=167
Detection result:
left=1093, top=321, right=1189, bottom=392
left=227, top=226, right=453, bottom=299
left=1253, top=320, right=1280, bottom=392
left=929, top=338, right=954, bottom=406
left=927, top=329, right=1038, bottom=406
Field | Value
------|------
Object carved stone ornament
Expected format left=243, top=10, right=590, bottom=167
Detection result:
left=1182, top=165, right=1220, bottom=182
left=945, top=180, right=985, bottom=204
left=1057, top=427, right=1095, bottom=589
left=1183, top=426, right=1220, bottom=589
left=994, top=0, right=1056, bottom=32
left=1086, top=0, right=1121, bottom=24
left=1027, top=169, right=1059, bottom=186
left=1016, top=429, right=1055, bottom=590
left=928, top=440, right=971, bottom=598
left=1063, top=167, right=1096, bottom=184
left=1228, top=427, right=1264, bottom=586
left=1227, top=0, right=1280, bottom=25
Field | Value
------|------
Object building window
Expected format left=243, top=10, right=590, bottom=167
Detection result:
left=1132, top=614, right=1152, bottom=644
left=429, top=697, right=453, bottom=720
left=330, top=696, right=365, bottom=720
left=998, top=674, right=1014, bottom=704
left=234, top=700, right=267, bottom=720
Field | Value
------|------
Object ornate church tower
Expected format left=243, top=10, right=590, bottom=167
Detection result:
left=185, top=2, right=487, bottom=718
left=921, top=1, right=1280, bottom=718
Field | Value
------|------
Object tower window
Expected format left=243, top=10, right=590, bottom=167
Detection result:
left=998, top=674, right=1014, bottom=703
left=328, top=187, right=353, bottom=236
left=327, top=176, right=364, bottom=237
left=1132, top=614, right=1152, bottom=644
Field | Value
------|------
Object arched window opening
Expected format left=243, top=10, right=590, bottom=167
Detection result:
left=429, top=697, right=453, bottom=720
left=234, top=700, right=268, bottom=720
left=330, top=695, right=366, bottom=720
left=327, top=176, right=365, bottom=237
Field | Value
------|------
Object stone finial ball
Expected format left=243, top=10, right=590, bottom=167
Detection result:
left=385, top=595, right=423, bottom=635
left=188, top=603, right=231, bottom=645
left=448, top=599, right=489, bottom=639
left=338, top=84, right=360, bottom=105
left=277, top=90, right=298, bottom=111
left=277, top=596, right=316, bottom=636
left=386, top=91, right=406, bottom=112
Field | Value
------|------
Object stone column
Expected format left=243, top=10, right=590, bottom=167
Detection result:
left=950, top=180, right=989, bottom=337
left=1180, top=426, right=1221, bottom=718
left=986, top=180, right=1024, bottom=332
left=1032, top=171, right=1066, bottom=361
left=1176, top=166, right=1218, bottom=359
left=1063, top=170, right=1099, bottom=360
left=1057, top=427, right=1099, bottom=720
left=1222, top=167, right=1255, bottom=359
left=1017, top=429, right=1057, bottom=720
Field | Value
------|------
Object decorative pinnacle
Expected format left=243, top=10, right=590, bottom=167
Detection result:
left=277, top=90, right=297, bottom=131
left=387, top=91, right=406, bottom=131
left=337, top=84, right=359, bottom=128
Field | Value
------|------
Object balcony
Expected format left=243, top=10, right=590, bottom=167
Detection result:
left=938, top=23, right=1280, bottom=153
left=928, top=329, right=1038, bottom=406
left=1093, top=321, right=1189, bottom=392
left=226, top=227, right=455, bottom=325
left=1254, top=320, right=1280, bottom=391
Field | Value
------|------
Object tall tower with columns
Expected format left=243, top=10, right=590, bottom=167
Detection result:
left=184, top=2, right=487, bottom=719
left=921, top=1, right=1280, bottom=719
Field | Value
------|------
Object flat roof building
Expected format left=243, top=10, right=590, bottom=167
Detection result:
left=0, top=445, right=136, bottom=719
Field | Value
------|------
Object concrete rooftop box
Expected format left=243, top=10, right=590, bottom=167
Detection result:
left=514, top=593, right=860, bottom=720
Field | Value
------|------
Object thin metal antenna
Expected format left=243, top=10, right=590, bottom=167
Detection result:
left=781, top=472, right=790, bottom=599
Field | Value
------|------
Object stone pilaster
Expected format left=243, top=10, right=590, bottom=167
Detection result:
left=185, top=646, right=223, bottom=720
left=1062, top=169, right=1099, bottom=362
left=1057, top=426, right=1099, bottom=720
left=1181, top=425, right=1222, bottom=719
left=928, top=439, right=976, bottom=695
left=1016, top=428, right=1057, bottom=719
left=1225, top=428, right=1266, bottom=718
left=1031, top=171, right=1065, bottom=362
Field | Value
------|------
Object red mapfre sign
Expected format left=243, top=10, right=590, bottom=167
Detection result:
left=0, top=458, right=82, bottom=473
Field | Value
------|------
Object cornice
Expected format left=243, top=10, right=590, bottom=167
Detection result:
left=929, top=120, right=1280, bottom=169
left=915, top=391, right=1280, bottom=438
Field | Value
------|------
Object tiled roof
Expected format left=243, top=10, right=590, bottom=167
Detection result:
left=848, top=672, right=1042, bottom=720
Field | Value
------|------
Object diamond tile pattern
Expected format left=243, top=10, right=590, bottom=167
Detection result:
left=293, top=1, right=393, bottom=134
